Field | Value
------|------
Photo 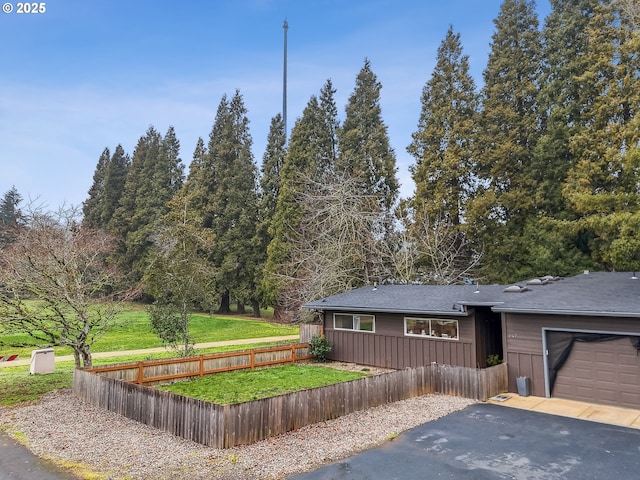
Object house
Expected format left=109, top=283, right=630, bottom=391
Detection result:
left=303, top=271, right=640, bottom=410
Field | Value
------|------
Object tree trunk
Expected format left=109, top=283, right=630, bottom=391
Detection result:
left=272, top=305, right=293, bottom=323
left=217, top=291, right=231, bottom=314
left=77, top=345, right=92, bottom=369
left=236, top=301, right=246, bottom=314
left=251, top=299, right=261, bottom=318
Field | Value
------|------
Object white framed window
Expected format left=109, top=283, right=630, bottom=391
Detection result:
left=334, top=313, right=375, bottom=333
left=404, top=317, right=458, bottom=340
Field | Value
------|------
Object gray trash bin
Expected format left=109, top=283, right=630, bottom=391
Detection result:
left=516, top=376, right=530, bottom=397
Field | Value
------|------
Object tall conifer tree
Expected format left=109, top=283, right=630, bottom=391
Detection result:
left=83, top=147, right=110, bottom=228
left=110, top=126, right=184, bottom=282
left=264, top=81, right=340, bottom=318
left=337, top=59, right=399, bottom=213
left=254, top=114, right=287, bottom=311
left=193, top=91, right=259, bottom=313
left=466, top=0, right=543, bottom=282
left=563, top=0, right=640, bottom=270
left=535, top=0, right=600, bottom=214
left=0, top=186, right=24, bottom=247
left=408, top=26, right=479, bottom=227
left=101, top=145, right=130, bottom=228
left=406, top=27, right=480, bottom=283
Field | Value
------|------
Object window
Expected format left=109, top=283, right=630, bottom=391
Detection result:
left=334, top=313, right=375, bottom=332
left=404, top=317, right=458, bottom=340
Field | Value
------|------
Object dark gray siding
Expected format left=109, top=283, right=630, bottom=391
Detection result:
left=323, top=311, right=476, bottom=369
left=503, top=313, right=640, bottom=397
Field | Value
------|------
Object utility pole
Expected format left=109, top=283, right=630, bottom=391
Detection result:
left=283, top=18, right=288, bottom=137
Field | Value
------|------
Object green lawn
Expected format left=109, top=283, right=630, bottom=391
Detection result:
left=0, top=304, right=298, bottom=359
left=0, top=304, right=300, bottom=407
left=0, top=340, right=300, bottom=407
left=0, top=366, right=74, bottom=406
left=158, top=364, right=368, bottom=404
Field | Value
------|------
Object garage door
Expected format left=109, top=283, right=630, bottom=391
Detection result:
left=554, top=337, right=640, bottom=409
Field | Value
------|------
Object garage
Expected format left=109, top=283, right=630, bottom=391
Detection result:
left=553, top=336, right=640, bottom=409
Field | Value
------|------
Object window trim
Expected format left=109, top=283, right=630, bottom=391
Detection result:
left=333, top=312, right=376, bottom=333
left=404, top=317, right=459, bottom=340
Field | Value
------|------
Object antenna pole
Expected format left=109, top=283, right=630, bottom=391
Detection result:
left=283, top=19, right=288, bottom=137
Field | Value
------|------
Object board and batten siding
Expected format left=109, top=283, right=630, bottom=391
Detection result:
left=503, top=313, right=640, bottom=397
left=324, top=311, right=476, bottom=369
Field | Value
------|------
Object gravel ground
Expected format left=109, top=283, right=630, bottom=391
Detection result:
left=0, top=363, right=477, bottom=480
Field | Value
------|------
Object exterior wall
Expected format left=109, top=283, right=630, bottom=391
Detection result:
left=323, top=311, right=476, bottom=369
left=503, top=313, right=640, bottom=397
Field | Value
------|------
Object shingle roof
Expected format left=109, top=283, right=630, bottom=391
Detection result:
left=303, top=283, right=509, bottom=316
left=302, top=272, right=640, bottom=318
left=492, top=271, right=640, bottom=317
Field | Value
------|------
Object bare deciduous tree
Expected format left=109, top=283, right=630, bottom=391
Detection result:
left=276, top=175, right=394, bottom=319
left=397, top=204, right=481, bottom=285
left=0, top=205, right=131, bottom=368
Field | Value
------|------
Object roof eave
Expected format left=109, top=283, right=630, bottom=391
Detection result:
left=302, top=305, right=470, bottom=317
left=493, top=307, right=640, bottom=318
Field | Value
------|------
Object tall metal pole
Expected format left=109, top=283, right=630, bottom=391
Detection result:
left=283, top=19, right=288, bottom=137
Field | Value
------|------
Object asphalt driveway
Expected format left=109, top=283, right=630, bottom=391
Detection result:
left=0, top=432, right=77, bottom=480
left=288, top=403, right=640, bottom=480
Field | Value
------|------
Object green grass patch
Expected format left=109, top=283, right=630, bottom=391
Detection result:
left=0, top=304, right=298, bottom=359
left=0, top=340, right=298, bottom=407
left=0, top=366, right=74, bottom=406
left=158, top=364, right=368, bottom=404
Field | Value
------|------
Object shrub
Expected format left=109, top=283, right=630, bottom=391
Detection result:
left=308, top=335, right=332, bottom=362
left=487, top=354, right=503, bottom=367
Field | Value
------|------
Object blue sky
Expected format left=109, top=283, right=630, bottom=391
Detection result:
left=0, top=0, right=551, bottom=209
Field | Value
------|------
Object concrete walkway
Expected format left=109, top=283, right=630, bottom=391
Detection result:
left=488, top=393, right=640, bottom=430
left=0, top=335, right=300, bottom=369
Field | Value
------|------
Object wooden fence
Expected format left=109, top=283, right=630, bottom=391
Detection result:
left=86, top=344, right=312, bottom=385
left=74, top=358, right=508, bottom=449
left=299, top=323, right=323, bottom=343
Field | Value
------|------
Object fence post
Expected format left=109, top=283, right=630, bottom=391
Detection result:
left=200, top=355, right=204, bottom=377
left=250, top=350, right=255, bottom=370
left=137, top=361, right=144, bottom=385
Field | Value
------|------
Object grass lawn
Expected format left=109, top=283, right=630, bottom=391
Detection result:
left=157, top=364, right=368, bottom=404
left=0, top=365, right=75, bottom=406
left=0, top=340, right=299, bottom=407
left=0, top=304, right=298, bottom=359
left=0, top=304, right=300, bottom=407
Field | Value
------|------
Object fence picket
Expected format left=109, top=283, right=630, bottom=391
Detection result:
left=73, top=355, right=508, bottom=449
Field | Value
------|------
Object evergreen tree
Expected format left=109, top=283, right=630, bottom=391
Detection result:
left=186, top=137, right=207, bottom=185
left=406, top=26, right=480, bottom=283
left=337, top=59, right=399, bottom=213
left=535, top=0, right=600, bottom=215
left=259, top=114, right=287, bottom=223
left=518, top=0, right=602, bottom=277
left=317, top=79, right=340, bottom=178
left=408, top=27, right=479, bottom=228
left=83, top=147, right=110, bottom=228
left=0, top=186, right=24, bottom=247
left=109, top=135, right=147, bottom=237
left=110, top=126, right=184, bottom=282
left=562, top=0, right=640, bottom=270
left=466, top=0, right=543, bottom=283
left=254, top=114, right=287, bottom=310
left=101, top=145, right=130, bottom=228
left=263, top=81, right=340, bottom=318
left=192, top=91, right=260, bottom=314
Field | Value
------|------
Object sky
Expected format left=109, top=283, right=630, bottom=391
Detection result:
left=0, top=0, right=551, bottom=210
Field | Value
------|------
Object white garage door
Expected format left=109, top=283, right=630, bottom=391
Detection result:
left=554, top=336, right=640, bottom=409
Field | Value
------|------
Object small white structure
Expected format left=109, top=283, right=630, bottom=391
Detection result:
left=30, top=348, right=55, bottom=374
